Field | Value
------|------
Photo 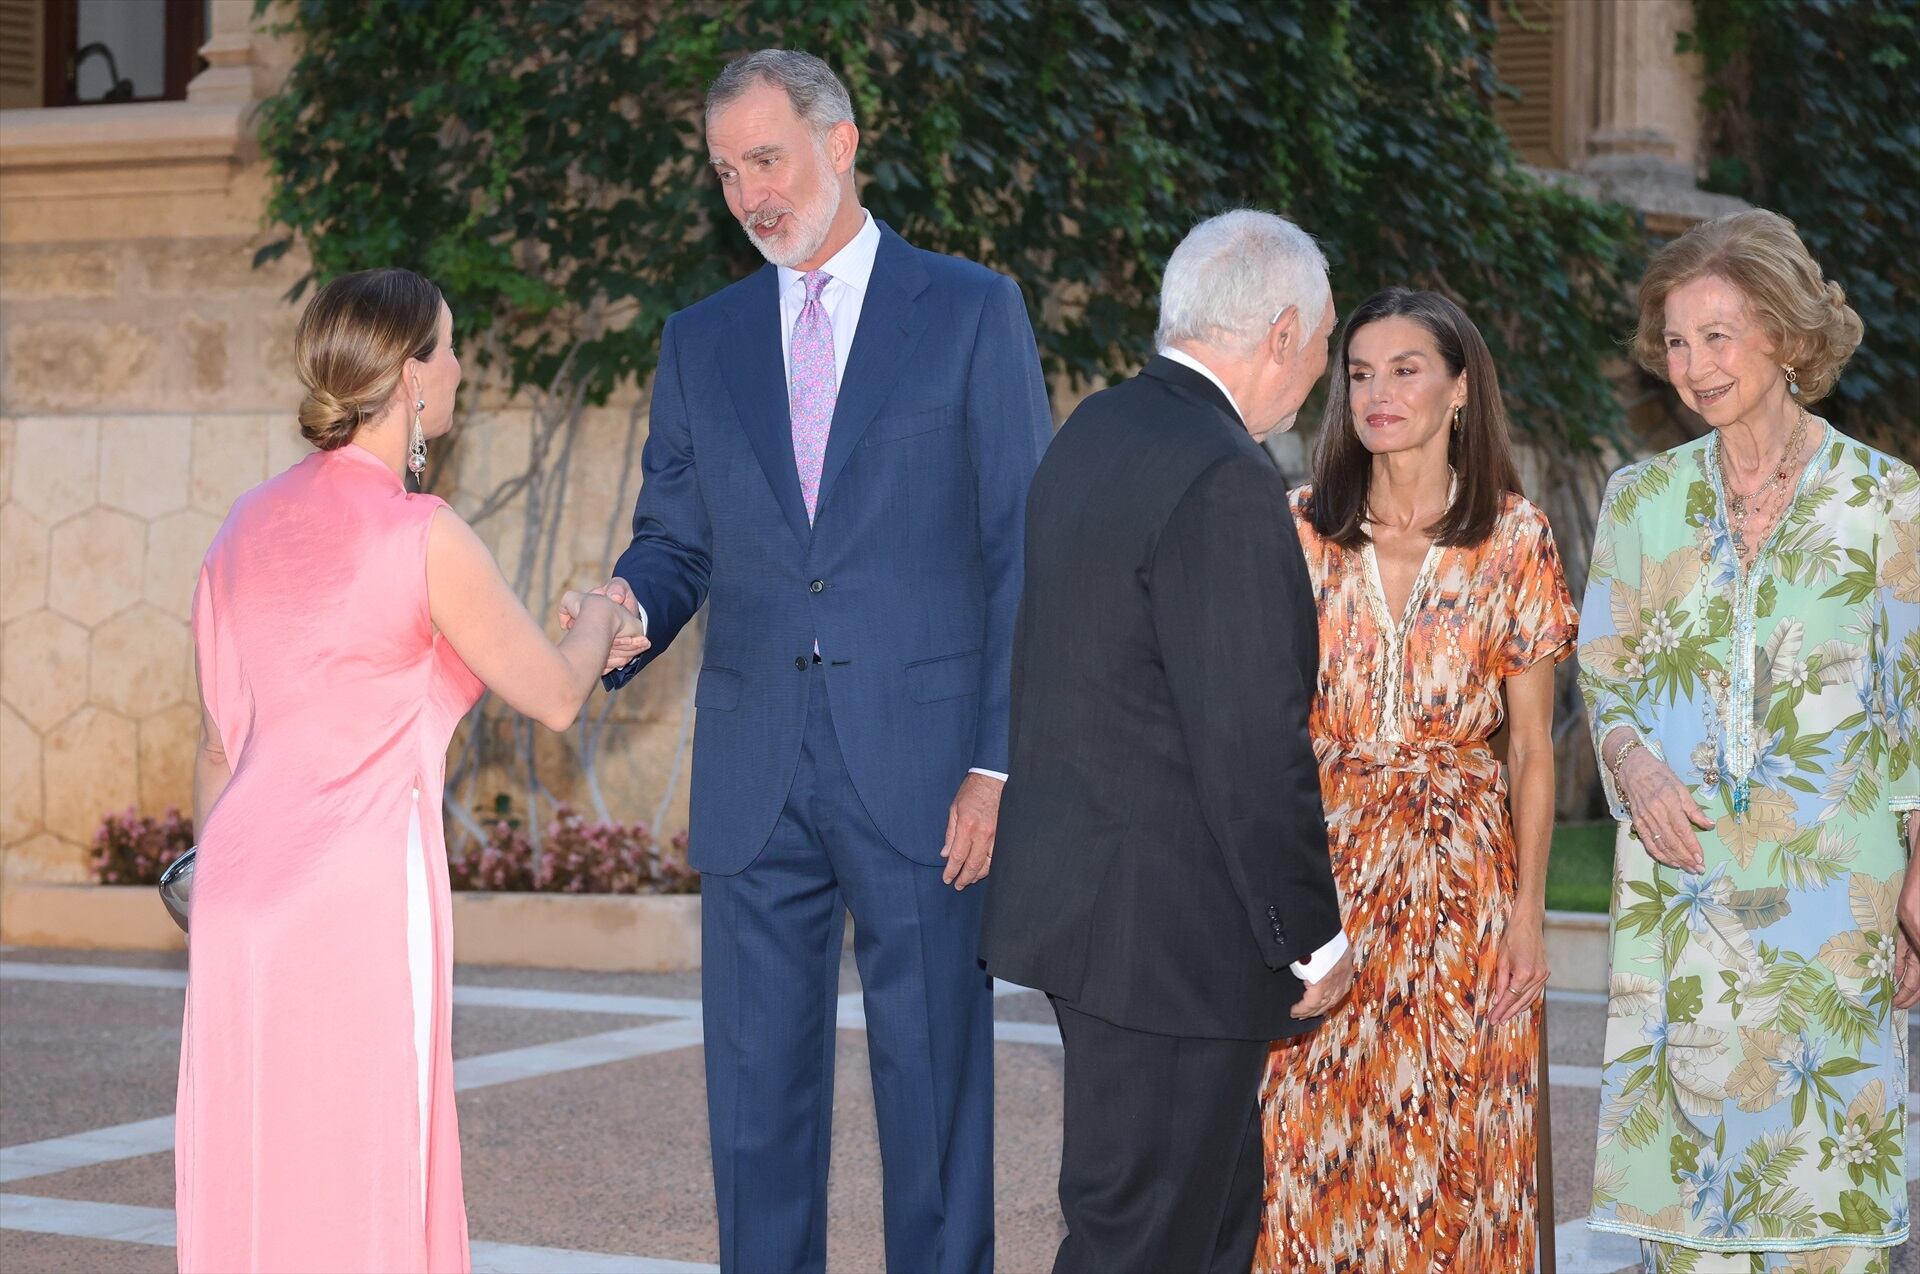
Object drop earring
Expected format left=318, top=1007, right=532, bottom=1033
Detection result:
left=408, top=393, right=427, bottom=477
left=1784, top=365, right=1800, bottom=397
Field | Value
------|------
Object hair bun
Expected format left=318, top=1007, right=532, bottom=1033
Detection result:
left=292, top=267, right=445, bottom=452
left=297, top=387, right=360, bottom=450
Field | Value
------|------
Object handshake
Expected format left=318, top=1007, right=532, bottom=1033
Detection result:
left=558, top=577, right=652, bottom=676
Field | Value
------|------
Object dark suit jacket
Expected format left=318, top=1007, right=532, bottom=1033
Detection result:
left=604, top=222, right=1052, bottom=874
left=979, top=356, right=1343, bottom=1040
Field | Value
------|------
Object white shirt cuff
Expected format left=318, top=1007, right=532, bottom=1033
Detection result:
left=967, top=768, right=1008, bottom=782
left=1289, top=930, right=1349, bottom=983
left=633, top=603, right=648, bottom=636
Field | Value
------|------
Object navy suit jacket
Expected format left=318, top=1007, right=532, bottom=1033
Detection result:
left=606, top=223, right=1052, bottom=874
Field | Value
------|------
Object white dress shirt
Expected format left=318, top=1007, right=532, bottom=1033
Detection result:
left=777, top=210, right=881, bottom=385
left=1152, top=346, right=1351, bottom=985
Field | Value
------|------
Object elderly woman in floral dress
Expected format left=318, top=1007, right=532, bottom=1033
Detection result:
left=1580, top=209, right=1919, bottom=1274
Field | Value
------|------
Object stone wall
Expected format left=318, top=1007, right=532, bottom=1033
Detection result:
left=0, top=3, right=696, bottom=887
left=1, top=406, right=284, bottom=878
left=0, top=183, right=719, bottom=878
left=0, top=244, right=699, bottom=882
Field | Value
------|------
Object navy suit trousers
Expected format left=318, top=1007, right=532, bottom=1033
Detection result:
left=699, top=665, right=995, bottom=1274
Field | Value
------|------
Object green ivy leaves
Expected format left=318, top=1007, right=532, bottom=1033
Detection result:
left=254, top=0, right=1641, bottom=451
left=1686, top=0, right=1920, bottom=459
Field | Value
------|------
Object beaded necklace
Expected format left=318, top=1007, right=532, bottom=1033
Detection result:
left=1706, top=416, right=1827, bottom=820
left=1716, top=406, right=1809, bottom=560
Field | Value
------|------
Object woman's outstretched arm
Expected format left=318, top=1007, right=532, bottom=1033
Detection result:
left=427, top=506, right=645, bottom=732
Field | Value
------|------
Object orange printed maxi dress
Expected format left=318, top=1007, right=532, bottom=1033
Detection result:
left=1255, top=488, right=1578, bottom=1273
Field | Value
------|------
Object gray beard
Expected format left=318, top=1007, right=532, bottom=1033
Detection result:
left=743, top=180, right=842, bottom=269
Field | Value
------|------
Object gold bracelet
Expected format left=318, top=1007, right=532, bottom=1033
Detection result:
left=1609, top=735, right=1646, bottom=778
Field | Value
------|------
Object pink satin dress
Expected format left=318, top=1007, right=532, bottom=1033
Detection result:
left=178, top=443, right=482, bottom=1272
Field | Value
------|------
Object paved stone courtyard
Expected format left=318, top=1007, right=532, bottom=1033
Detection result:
left=2, top=944, right=1913, bottom=1273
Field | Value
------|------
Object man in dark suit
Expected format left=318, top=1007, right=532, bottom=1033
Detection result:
left=575, top=49, right=1051, bottom=1274
left=980, top=209, right=1355, bottom=1274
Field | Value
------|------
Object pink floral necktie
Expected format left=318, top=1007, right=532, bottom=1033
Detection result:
left=789, top=270, right=836, bottom=522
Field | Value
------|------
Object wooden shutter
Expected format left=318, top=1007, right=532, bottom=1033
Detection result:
left=0, top=0, right=45, bottom=110
left=1491, top=0, right=1563, bottom=168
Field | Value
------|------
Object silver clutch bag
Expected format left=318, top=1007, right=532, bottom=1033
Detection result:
left=158, top=846, right=196, bottom=932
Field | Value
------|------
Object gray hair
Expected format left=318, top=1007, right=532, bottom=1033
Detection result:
left=705, top=49, right=856, bottom=136
left=1155, top=210, right=1331, bottom=355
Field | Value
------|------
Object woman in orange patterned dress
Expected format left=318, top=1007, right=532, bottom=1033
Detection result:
left=1255, top=289, right=1579, bottom=1273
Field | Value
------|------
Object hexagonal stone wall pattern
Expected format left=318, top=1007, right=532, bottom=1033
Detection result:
left=7, top=418, right=99, bottom=524
left=42, top=705, right=139, bottom=844
left=48, top=507, right=146, bottom=628
left=90, top=605, right=189, bottom=720
left=2, top=609, right=90, bottom=732
left=98, top=417, right=191, bottom=519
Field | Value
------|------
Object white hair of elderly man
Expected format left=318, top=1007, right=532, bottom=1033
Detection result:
left=1155, top=209, right=1330, bottom=355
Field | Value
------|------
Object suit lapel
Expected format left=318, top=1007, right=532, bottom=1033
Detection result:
left=814, top=226, right=931, bottom=521
left=721, top=265, right=811, bottom=546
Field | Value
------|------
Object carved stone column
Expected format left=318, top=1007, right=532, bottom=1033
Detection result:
left=1564, top=0, right=1745, bottom=233
left=1580, top=0, right=1700, bottom=183
left=186, top=0, right=294, bottom=109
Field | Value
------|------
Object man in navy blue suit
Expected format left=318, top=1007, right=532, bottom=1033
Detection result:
left=569, top=48, right=1051, bottom=1274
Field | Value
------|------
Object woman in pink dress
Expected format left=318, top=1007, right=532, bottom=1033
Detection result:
left=178, top=268, right=644, bottom=1273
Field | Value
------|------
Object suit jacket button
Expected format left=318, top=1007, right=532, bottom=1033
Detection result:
left=809, top=579, right=826, bottom=594
left=795, top=656, right=809, bottom=670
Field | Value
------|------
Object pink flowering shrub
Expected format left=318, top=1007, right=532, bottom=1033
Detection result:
left=91, top=808, right=195, bottom=885
left=90, top=803, right=697, bottom=895
left=447, top=804, right=698, bottom=895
